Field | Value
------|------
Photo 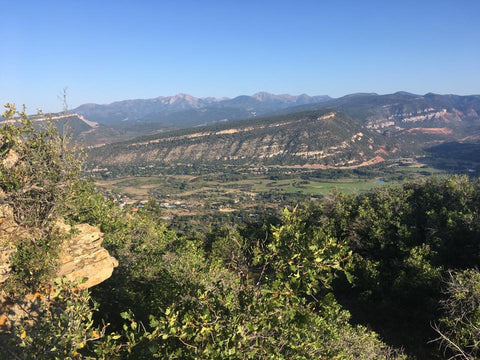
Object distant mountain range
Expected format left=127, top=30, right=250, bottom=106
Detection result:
left=13, top=91, right=480, bottom=167
left=72, top=91, right=480, bottom=134
left=84, top=91, right=480, bottom=172
left=277, top=92, right=480, bottom=134
left=73, top=92, right=331, bottom=127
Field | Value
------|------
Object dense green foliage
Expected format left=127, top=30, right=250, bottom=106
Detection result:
left=67, top=174, right=480, bottom=359
left=82, top=174, right=480, bottom=359
left=284, top=176, right=480, bottom=358
left=1, top=105, right=82, bottom=227
left=0, top=105, right=82, bottom=295
left=83, top=201, right=403, bottom=359
left=433, top=269, right=480, bottom=359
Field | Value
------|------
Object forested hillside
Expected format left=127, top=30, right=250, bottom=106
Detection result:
left=280, top=92, right=480, bottom=133
left=87, top=109, right=411, bottom=171
left=1, top=106, right=480, bottom=359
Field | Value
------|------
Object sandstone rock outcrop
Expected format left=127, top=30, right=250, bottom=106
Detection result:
left=0, top=204, right=118, bottom=327
left=55, top=221, right=118, bottom=289
left=0, top=205, right=118, bottom=289
left=0, top=205, right=19, bottom=284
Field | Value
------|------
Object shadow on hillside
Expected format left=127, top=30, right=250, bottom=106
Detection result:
left=417, top=142, right=480, bottom=175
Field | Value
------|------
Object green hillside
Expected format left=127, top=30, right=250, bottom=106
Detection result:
left=279, top=92, right=480, bottom=133
left=88, top=109, right=407, bottom=170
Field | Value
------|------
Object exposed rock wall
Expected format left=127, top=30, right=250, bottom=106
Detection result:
left=0, top=204, right=118, bottom=328
left=0, top=206, right=118, bottom=289
left=55, top=221, right=118, bottom=289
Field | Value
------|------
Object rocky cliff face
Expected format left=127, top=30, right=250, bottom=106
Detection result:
left=0, top=204, right=118, bottom=327
left=0, top=205, right=117, bottom=290
left=55, top=221, right=118, bottom=289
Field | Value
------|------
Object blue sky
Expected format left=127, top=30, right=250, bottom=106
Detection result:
left=1, top=0, right=479, bottom=112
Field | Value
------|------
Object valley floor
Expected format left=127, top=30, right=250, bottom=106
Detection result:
left=93, top=159, right=448, bottom=224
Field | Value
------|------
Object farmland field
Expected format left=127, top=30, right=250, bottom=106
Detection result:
left=93, top=160, right=446, bottom=225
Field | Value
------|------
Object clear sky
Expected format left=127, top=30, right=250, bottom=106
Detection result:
left=1, top=0, right=479, bottom=112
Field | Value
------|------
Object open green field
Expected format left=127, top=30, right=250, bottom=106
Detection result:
left=96, top=176, right=389, bottom=197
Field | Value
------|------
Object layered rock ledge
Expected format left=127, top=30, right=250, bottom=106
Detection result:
left=0, top=204, right=118, bottom=327
left=55, top=221, right=118, bottom=289
left=0, top=205, right=118, bottom=289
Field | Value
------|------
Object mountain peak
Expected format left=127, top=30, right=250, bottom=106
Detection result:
left=342, top=92, right=378, bottom=99
left=252, top=92, right=312, bottom=102
left=174, top=93, right=194, bottom=99
left=252, top=92, right=275, bottom=101
left=393, top=91, right=417, bottom=96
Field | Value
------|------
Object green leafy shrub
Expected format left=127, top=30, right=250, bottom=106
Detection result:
left=0, top=278, right=138, bottom=360
left=0, top=104, right=85, bottom=295
left=1, top=104, right=82, bottom=227
left=318, top=176, right=480, bottom=358
left=5, top=229, right=63, bottom=295
left=433, top=269, right=480, bottom=360
left=90, top=206, right=405, bottom=359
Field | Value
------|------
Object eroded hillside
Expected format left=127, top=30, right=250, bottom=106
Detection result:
left=281, top=92, right=480, bottom=134
left=88, top=110, right=403, bottom=169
